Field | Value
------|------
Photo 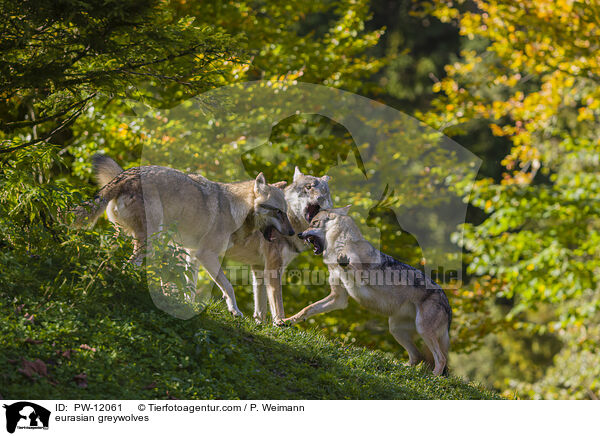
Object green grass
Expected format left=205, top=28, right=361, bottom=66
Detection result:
left=0, top=276, right=499, bottom=400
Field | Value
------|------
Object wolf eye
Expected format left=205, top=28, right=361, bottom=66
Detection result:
left=304, top=184, right=312, bottom=190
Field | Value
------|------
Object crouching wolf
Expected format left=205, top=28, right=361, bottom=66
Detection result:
left=225, top=166, right=332, bottom=324
left=286, top=206, right=452, bottom=376
left=72, top=155, right=295, bottom=317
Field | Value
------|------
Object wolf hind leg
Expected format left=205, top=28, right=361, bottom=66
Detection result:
left=439, top=327, right=450, bottom=375
left=418, top=329, right=446, bottom=376
left=180, top=251, right=204, bottom=303
left=195, top=251, right=243, bottom=317
left=415, top=300, right=449, bottom=376
left=419, top=340, right=435, bottom=370
left=129, top=237, right=146, bottom=267
left=388, top=317, right=423, bottom=366
left=125, top=183, right=164, bottom=267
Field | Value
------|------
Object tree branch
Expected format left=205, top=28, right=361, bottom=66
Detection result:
left=0, top=94, right=96, bottom=131
left=0, top=93, right=97, bottom=155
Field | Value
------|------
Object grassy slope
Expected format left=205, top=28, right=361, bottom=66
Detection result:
left=0, top=279, right=499, bottom=400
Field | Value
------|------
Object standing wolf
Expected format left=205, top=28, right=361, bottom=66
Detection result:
left=287, top=206, right=451, bottom=375
left=72, top=155, right=295, bottom=317
left=224, top=166, right=333, bottom=324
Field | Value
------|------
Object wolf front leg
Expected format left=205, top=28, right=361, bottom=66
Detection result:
left=195, top=251, right=243, bottom=317
left=283, top=281, right=349, bottom=324
left=264, top=267, right=285, bottom=325
left=263, top=244, right=286, bottom=325
left=251, top=267, right=268, bottom=323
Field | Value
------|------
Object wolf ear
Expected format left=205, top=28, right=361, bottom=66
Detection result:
left=330, top=205, right=351, bottom=216
left=254, top=172, right=268, bottom=194
left=293, top=166, right=303, bottom=182
left=320, top=175, right=330, bottom=183
left=271, top=181, right=287, bottom=189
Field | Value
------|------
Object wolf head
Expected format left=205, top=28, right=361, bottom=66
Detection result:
left=298, top=205, right=352, bottom=255
left=253, top=173, right=295, bottom=241
left=285, top=166, right=333, bottom=226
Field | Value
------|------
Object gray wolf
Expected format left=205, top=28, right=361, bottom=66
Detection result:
left=72, top=155, right=294, bottom=317
left=224, top=166, right=332, bottom=324
left=286, top=206, right=451, bottom=375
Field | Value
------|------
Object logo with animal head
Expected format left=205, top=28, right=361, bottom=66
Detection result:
left=3, top=402, right=50, bottom=433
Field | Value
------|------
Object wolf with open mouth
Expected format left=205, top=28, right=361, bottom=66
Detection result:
left=225, top=167, right=333, bottom=324
left=289, top=206, right=452, bottom=376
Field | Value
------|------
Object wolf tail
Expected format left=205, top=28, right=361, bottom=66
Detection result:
left=71, top=195, right=111, bottom=229
left=71, top=157, right=131, bottom=229
left=92, top=154, right=123, bottom=187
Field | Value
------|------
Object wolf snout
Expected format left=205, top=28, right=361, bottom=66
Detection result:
left=319, top=195, right=332, bottom=208
left=298, top=232, right=306, bottom=239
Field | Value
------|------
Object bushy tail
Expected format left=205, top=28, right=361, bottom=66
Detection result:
left=92, top=154, right=123, bottom=187
left=71, top=196, right=110, bottom=229
left=71, top=155, right=127, bottom=229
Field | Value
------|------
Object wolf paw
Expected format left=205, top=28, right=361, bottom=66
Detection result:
left=274, top=318, right=292, bottom=328
left=281, top=316, right=298, bottom=325
left=229, top=307, right=244, bottom=318
left=253, top=313, right=266, bottom=324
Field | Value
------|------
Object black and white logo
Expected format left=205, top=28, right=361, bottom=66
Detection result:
left=3, top=402, right=50, bottom=434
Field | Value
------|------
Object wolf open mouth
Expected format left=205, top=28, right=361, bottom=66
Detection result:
left=262, top=225, right=278, bottom=242
left=305, top=234, right=324, bottom=255
left=304, top=203, right=321, bottom=222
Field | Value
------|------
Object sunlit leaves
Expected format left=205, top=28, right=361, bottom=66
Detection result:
left=421, top=0, right=600, bottom=398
